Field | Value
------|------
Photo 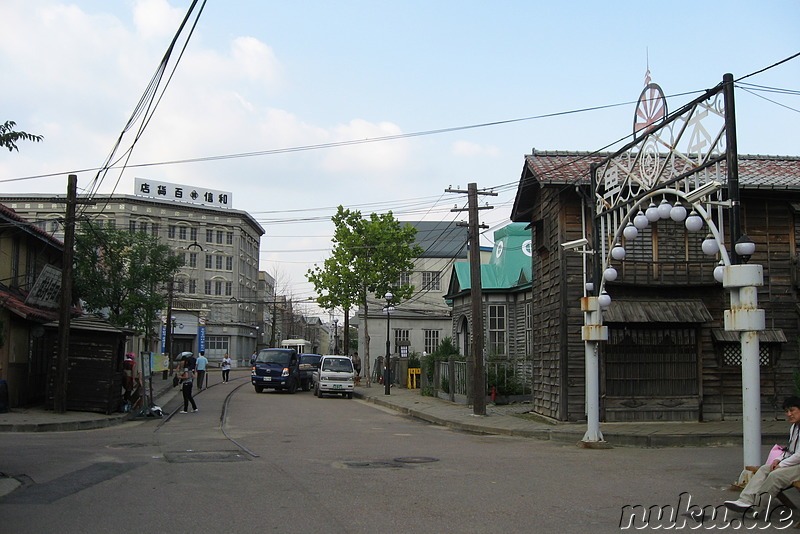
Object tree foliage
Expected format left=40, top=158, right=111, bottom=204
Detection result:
left=73, top=223, right=183, bottom=338
left=1, top=121, right=43, bottom=152
left=307, top=206, right=422, bottom=383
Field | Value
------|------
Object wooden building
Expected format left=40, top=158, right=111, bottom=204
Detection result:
left=511, top=151, right=800, bottom=423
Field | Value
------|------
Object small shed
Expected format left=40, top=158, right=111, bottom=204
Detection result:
left=45, top=315, right=130, bottom=414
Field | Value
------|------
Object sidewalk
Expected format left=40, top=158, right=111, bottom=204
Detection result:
left=352, top=385, right=788, bottom=448
left=0, top=375, right=788, bottom=448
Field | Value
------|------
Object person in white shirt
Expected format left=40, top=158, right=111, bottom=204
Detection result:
left=221, top=353, right=232, bottom=383
left=725, top=396, right=800, bottom=518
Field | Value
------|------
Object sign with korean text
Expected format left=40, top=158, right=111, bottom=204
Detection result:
left=134, top=177, right=233, bottom=208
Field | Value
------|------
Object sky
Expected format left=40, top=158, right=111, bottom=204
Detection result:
left=1, top=0, right=798, bottom=318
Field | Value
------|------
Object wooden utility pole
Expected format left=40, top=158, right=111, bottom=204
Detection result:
left=447, top=183, right=496, bottom=416
left=54, top=175, right=77, bottom=413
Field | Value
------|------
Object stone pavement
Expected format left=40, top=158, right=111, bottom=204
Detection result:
left=0, top=371, right=789, bottom=448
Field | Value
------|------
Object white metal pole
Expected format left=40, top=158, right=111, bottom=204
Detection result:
left=581, top=296, right=607, bottom=445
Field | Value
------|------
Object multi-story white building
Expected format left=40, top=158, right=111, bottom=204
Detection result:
left=356, top=221, right=470, bottom=381
left=0, top=180, right=265, bottom=365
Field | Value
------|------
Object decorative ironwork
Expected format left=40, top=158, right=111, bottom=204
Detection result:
left=593, top=83, right=729, bottom=274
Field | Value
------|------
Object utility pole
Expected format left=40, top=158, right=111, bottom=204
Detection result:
left=447, top=183, right=496, bottom=416
left=54, top=175, right=77, bottom=413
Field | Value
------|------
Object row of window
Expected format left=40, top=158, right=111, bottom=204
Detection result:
left=168, top=251, right=235, bottom=271
left=398, top=271, right=441, bottom=291
left=392, top=329, right=441, bottom=355
left=175, top=279, right=233, bottom=296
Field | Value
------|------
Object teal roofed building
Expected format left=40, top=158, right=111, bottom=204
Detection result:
left=444, top=223, right=533, bottom=359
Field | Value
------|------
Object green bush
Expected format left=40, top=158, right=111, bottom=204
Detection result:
left=487, top=364, right=525, bottom=396
left=407, top=352, right=421, bottom=369
left=440, top=376, right=450, bottom=394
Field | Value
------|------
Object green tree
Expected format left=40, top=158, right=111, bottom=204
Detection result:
left=73, top=223, right=183, bottom=347
left=1, top=121, right=43, bottom=152
left=307, top=206, right=422, bottom=386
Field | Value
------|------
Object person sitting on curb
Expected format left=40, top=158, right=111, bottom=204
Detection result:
left=725, top=396, right=800, bottom=518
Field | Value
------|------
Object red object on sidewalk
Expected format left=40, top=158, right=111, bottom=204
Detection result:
left=490, top=386, right=497, bottom=403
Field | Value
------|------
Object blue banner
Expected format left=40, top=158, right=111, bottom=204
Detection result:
left=198, top=325, right=206, bottom=353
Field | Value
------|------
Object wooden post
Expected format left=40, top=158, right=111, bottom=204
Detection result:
left=54, top=175, right=77, bottom=413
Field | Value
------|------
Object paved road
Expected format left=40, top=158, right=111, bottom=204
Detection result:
left=0, top=375, right=788, bottom=533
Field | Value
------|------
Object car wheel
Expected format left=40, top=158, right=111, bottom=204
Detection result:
left=302, top=379, right=311, bottom=392
left=346, top=392, right=353, bottom=399
left=287, top=379, right=298, bottom=394
left=254, top=385, right=264, bottom=393
left=314, top=384, right=321, bottom=398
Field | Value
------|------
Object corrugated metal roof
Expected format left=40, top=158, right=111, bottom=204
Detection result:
left=603, top=299, right=713, bottom=323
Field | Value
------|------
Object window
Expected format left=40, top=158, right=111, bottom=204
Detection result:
left=225, top=281, right=232, bottom=296
left=179, top=226, right=187, bottom=240
left=399, top=272, right=411, bottom=286
left=488, top=304, right=507, bottom=356
left=215, top=281, right=223, bottom=295
left=226, top=256, right=233, bottom=271
left=151, top=223, right=159, bottom=236
left=215, top=255, right=223, bottom=270
left=190, top=228, right=197, bottom=242
left=204, top=280, right=212, bottom=295
left=206, top=229, right=214, bottom=243
left=525, top=301, right=533, bottom=355
left=719, top=343, right=774, bottom=367
left=168, top=225, right=176, bottom=238
left=129, top=220, right=136, bottom=233
left=393, top=329, right=410, bottom=354
left=226, top=231, right=233, bottom=245
left=10, top=237, right=20, bottom=287
left=188, top=279, right=197, bottom=294
left=206, top=336, right=229, bottom=351
left=424, top=330, right=440, bottom=355
left=139, top=221, right=148, bottom=234
left=216, top=230, right=223, bottom=244
left=189, top=253, right=197, bottom=268
left=422, top=271, right=441, bottom=291
left=205, top=254, right=213, bottom=269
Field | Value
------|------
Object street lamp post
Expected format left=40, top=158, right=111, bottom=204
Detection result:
left=384, top=292, right=394, bottom=396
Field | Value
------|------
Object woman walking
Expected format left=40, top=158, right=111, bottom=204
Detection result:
left=179, top=366, right=198, bottom=413
left=221, top=353, right=232, bottom=383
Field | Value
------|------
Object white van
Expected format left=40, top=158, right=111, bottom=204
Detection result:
left=313, top=355, right=355, bottom=399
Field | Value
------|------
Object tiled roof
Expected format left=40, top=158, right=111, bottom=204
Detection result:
left=0, top=286, right=60, bottom=322
left=522, top=151, right=800, bottom=188
left=0, top=202, right=64, bottom=249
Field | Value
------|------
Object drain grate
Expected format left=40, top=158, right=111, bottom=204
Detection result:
left=163, top=450, right=250, bottom=463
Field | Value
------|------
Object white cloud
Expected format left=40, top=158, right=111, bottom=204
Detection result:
left=321, top=119, right=409, bottom=174
left=451, top=140, right=501, bottom=157
left=231, top=36, right=282, bottom=86
left=133, top=0, right=184, bottom=39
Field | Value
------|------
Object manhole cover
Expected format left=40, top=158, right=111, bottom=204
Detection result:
left=340, top=461, right=407, bottom=469
left=394, top=457, right=439, bottom=464
left=164, top=450, right=249, bottom=463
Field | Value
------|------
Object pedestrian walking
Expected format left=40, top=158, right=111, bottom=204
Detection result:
left=352, top=351, right=361, bottom=376
left=221, top=352, right=232, bottom=383
left=195, top=351, right=208, bottom=389
left=179, top=367, right=198, bottom=413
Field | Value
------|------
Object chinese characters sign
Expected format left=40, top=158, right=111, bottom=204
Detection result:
left=134, top=177, right=233, bottom=208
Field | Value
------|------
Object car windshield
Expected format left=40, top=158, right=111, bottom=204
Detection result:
left=300, top=355, right=321, bottom=367
left=256, top=350, right=291, bottom=365
left=322, top=359, right=353, bottom=372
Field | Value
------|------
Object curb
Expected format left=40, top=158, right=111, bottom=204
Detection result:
left=354, top=391, right=788, bottom=448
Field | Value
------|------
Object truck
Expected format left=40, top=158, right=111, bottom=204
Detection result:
left=313, top=355, right=356, bottom=399
left=251, top=348, right=301, bottom=393
left=298, top=354, right=322, bottom=391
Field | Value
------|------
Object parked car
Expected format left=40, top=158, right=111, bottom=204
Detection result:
left=299, top=354, right=322, bottom=391
left=313, top=355, right=355, bottom=399
left=251, top=348, right=300, bottom=393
